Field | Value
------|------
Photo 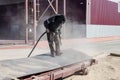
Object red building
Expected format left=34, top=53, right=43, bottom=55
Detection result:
left=87, top=0, right=120, bottom=38
left=90, top=0, right=120, bottom=25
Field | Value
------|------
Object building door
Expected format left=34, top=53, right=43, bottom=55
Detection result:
left=0, top=3, right=25, bottom=40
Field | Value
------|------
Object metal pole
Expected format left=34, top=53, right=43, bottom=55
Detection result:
left=25, top=0, right=29, bottom=44
left=38, top=0, right=54, bottom=21
left=36, top=0, right=40, bottom=18
left=63, top=0, right=66, bottom=38
left=86, top=0, right=91, bottom=24
left=56, top=0, right=58, bottom=14
left=33, top=0, right=37, bottom=44
left=63, top=0, right=66, bottom=15
left=48, top=0, right=57, bottom=14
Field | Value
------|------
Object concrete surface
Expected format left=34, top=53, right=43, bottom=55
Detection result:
left=0, top=37, right=120, bottom=79
left=0, top=37, right=120, bottom=60
left=0, top=49, right=91, bottom=79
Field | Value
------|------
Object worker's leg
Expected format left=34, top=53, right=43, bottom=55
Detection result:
left=54, top=33, right=62, bottom=56
left=47, top=32, right=55, bottom=57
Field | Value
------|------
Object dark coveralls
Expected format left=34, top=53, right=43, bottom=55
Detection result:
left=44, top=14, right=65, bottom=57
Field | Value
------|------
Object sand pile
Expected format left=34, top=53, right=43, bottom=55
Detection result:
left=64, top=56, right=120, bottom=80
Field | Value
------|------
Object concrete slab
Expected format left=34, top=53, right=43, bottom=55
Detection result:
left=0, top=49, right=91, bottom=80
left=33, top=49, right=91, bottom=66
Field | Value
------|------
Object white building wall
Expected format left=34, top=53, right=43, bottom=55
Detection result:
left=86, top=25, right=120, bottom=38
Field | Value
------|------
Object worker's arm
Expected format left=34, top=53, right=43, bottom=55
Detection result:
left=46, top=28, right=50, bottom=33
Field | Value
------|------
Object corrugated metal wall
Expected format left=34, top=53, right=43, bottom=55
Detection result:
left=91, top=0, right=120, bottom=25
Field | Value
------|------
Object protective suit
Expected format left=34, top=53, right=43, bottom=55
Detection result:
left=44, top=14, right=65, bottom=57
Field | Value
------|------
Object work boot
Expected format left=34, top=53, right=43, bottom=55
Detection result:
left=56, top=52, right=63, bottom=56
left=51, top=51, right=56, bottom=57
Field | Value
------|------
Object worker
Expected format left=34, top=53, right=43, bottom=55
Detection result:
left=44, top=14, right=65, bottom=57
